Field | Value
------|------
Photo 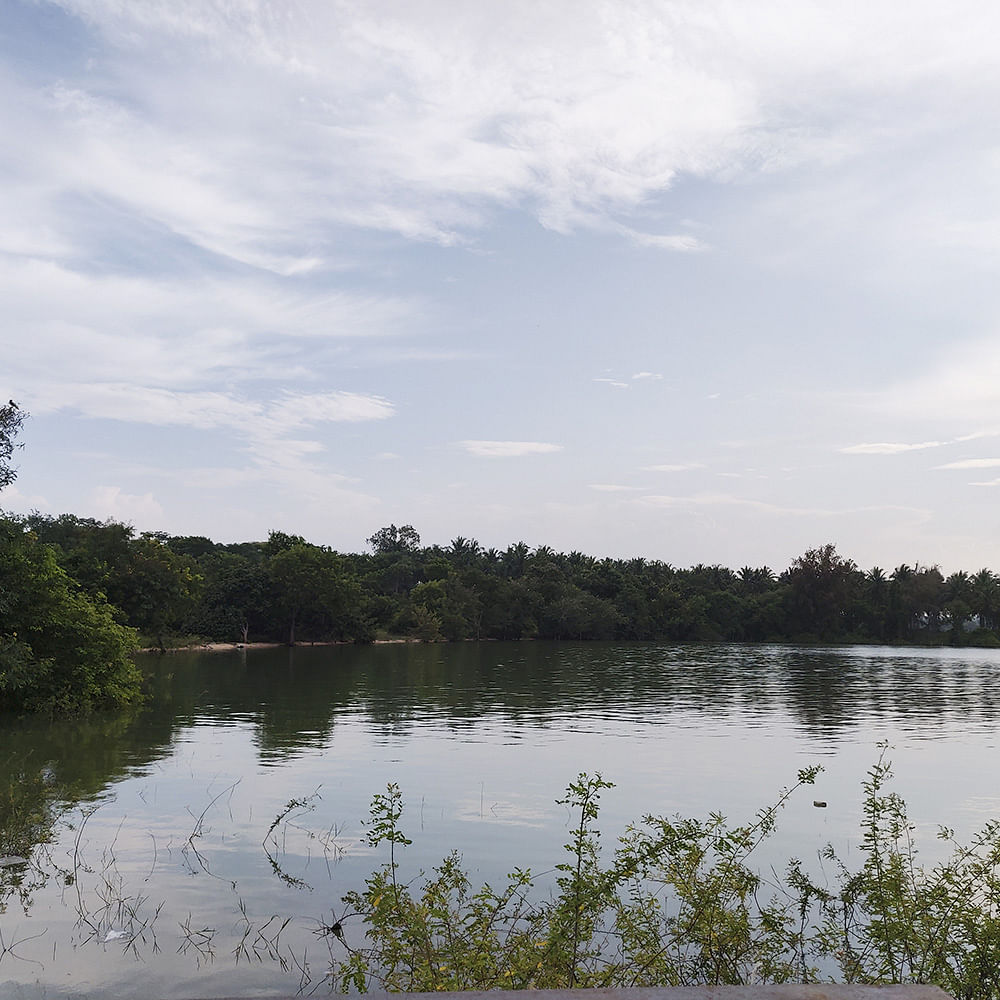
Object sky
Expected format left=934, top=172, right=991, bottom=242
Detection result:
left=4, top=0, right=1000, bottom=572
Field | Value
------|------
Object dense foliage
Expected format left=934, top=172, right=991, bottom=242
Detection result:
left=0, top=517, right=140, bottom=713
left=0, top=406, right=140, bottom=713
left=331, top=751, right=1000, bottom=997
left=8, top=518, right=1000, bottom=651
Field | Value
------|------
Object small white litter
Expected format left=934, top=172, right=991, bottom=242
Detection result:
left=102, top=929, right=128, bottom=943
left=0, top=856, right=28, bottom=867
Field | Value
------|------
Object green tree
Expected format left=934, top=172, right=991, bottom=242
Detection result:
left=114, top=536, right=203, bottom=651
left=0, top=517, right=140, bottom=713
left=187, top=551, right=268, bottom=643
left=26, top=513, right=135, bottom=604
left=970, top=569, right=997, bottom=631
left=0, top=400, right=26, bottom=491
left=367, top=524, right=421, bottom=554
left=783, top=543, right=862, bottom=639
left=268, top=543, right=359, bottom=644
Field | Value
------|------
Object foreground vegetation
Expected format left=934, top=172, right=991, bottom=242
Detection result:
left=334, top=750, right=1000, bottom=997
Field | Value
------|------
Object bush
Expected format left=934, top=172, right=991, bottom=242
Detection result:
left=329, top=749, right=1000, bottom=998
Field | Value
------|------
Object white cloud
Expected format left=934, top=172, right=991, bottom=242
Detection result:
left=269, top=392, right=395, bottom=427
left=936, top=458, right=1000, bottom=470
left=43, top=0, right=997, bottom=253
left=588, top=484, right=641, bottom=492
left=593, top=378, right=629, bottom=389
left=637, top=492, right=926, bottom=520
left=25, top=383, right=392, bottom=433
left=642, top=463, right=704, bottom=472
left=631, top=371, right=663, bottom=381
left=0, top=258, right=418, bottom=401
left=86, top=485, right=165, bottom=524
left=0, top=485, right=52, bottom=511
left=616, top=226, right=706, bottom=252
left=839, top=441, right=944, bottom=455
left=458, top=440, right=563, bottom=458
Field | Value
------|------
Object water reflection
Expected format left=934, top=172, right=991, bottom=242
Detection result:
left=129, top=641, right=1000, bottom=755
left=2, top=641, right=1000, bottom=997
left=5, top=641, right=999, bottom=837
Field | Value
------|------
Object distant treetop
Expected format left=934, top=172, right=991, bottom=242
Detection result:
left=367, top=524, right=421, bottom=554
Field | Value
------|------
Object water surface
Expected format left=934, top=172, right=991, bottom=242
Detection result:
left=2, top=641, right=1000, bottom=998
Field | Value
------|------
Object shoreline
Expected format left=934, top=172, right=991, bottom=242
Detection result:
left=137, top=638, right=422, bottom=654
left=138, top=634, right=1000, bottom=655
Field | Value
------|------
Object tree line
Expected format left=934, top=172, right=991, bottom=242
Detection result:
left=15, top=515, right=1000, bottom=650
left=3, top=399, right=1000, bottom=713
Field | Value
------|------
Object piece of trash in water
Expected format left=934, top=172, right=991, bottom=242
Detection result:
left=102, top=929, right=128, bottom=942
left=813, top=801, right=828, bottom=808
left=0, top=856, right=28, bottom=867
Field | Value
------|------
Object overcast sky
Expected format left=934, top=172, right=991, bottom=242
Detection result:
left=4, top=0, right=1000, bottom=571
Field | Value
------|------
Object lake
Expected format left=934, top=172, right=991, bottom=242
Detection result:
left=2, top=640, right=1000, bottom=998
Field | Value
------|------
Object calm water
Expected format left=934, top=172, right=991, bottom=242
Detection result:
left=3, top=641, right=1000, bottom=998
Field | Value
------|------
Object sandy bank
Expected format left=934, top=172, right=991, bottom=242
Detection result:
left=139, top=638, right=422, bottom=654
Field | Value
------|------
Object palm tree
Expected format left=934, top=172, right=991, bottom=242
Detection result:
left=971, top=569, right=998, bottom=631
left=502, top=542, right=530, bottom=578
left=531, top=544, right=555, bottom=565
left=449, top=536, right=482, bottom=567
left=944, top=571, right=973, bottom=635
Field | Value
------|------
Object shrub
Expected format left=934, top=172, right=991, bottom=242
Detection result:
left=330, top=749, right=1000, bottom=998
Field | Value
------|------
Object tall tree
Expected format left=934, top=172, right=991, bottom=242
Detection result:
left=116, top=536, right=203, bottom=651
left=971, top=569, right=997, bottom=630
left=268, top=543, right=359, bottom=644
left=367, top=524, right=420, bottom=554
left=783, top=543, right=862, bottom=638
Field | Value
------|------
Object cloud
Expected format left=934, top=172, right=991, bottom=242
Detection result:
left=588, top=484, right=641, bottom=492
left=43, top=0, right=995, bottom=253
left=631, top=371, right=663, bottom=381
left=839, top=441, right=944, bottom=455
left=593, top=378, right=629, bottom=389
left=86, top=485, right=164, bottom=524
left=458, top=440, right=563, bottom=457
left=0, top=485, right=52, bottom=511
left=642, top=463, right=704, bottom=472
left=269, top=392, right=395, bottom=427
left=6, top=0, right=1000, bottom=286
left=26, top=383, right=393, bottom=433
left=20, top=384, right=395, bottom=510
left=935, top=458, right=1000, bottom=470
left=637, top=492, right=926, bottom=520
left=616, top=225, right=707, bottom=252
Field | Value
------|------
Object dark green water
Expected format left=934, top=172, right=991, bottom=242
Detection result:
left=2, top=641, right=1000, bottom=998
